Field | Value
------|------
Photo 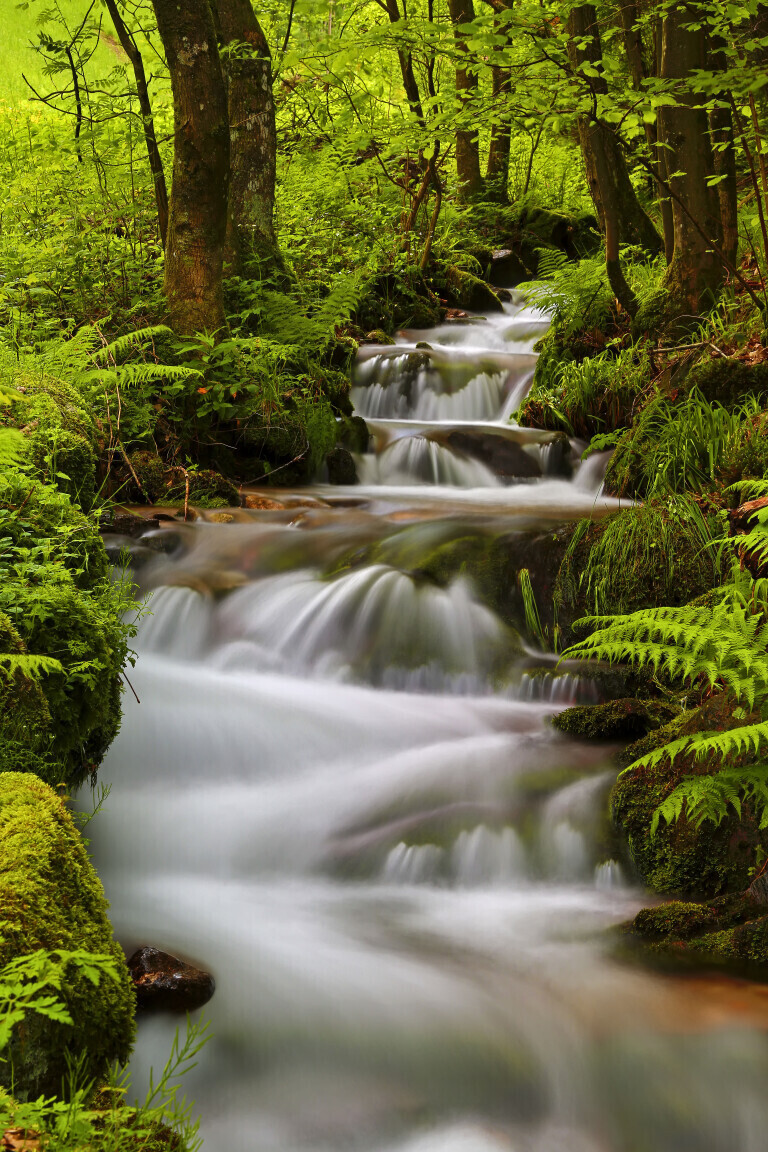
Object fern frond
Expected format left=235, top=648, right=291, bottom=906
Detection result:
left=93, top=326, right=173, bottom=366
left=0, top=653, right=63, bottom=680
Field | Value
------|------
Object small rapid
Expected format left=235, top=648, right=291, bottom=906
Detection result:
left=91, top=298, right=768, bottom=1152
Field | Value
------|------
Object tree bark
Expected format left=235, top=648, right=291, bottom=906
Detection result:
left=567, top=4, right=661, bottom=254
left=657, top=4, right=724, bottom=313
left=151, top=0, right=229, bottom=335
left=448, top=0, right=484, bottom=200
left=105, top=0, right=169, bottom=247
left=384, top=0, right=426, bottom=125
left=211, top=0, right=285, bottom=280
left=709, top=37, right=738, bottom=272
left=618, top=0, right=674, bottom=262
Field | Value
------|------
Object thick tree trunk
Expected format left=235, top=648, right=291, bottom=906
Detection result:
left=618, top=0, right=674, bottom=261
left=567, top=5, right=661, bottom=254
left=105, top=0, right=169, bottom=247
left=151, top=0, right=229, bottom=335
left=212, top=0, right=285, bottom=280
left=658, top=5, right=724, bottom=312
left=448, top=0, right=484, bottom=200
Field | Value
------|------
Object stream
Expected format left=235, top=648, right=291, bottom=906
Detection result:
left=93, top=298, right=768, bottom=1152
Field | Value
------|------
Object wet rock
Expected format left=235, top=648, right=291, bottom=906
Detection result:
left=364, top=329, right=396, bottom=346
left=326, top=446, right=358, bottom=485
left=208, top=512, right=236, bottom=523
left=444, top=267, right=504, bottom=314
left=244, top=494, right=285, bottom=510
left=100, top=510, right=161, bottom=537
left=489, top=248, right=529, bottom=288
left=552, top=699, right=680, bottom=742
left=128, top=947, right=215, bottom=1014
left=338, top=414, right=371, bottom=454
left=441, top=431, right=541, bottom=479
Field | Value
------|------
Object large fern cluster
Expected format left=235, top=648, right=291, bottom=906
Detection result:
left=562, top=549, right=768, bottom=830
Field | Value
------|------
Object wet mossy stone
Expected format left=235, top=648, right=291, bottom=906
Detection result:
left=0, top=575, right=125, bottom=787
left=337, top=414, right=370, bottom=455
left=162, top=469, right=240, bottom=509
left=552, top=699, right=680, bottom=742
left=30, top=429, right=97, bottom=512
left=0, top=772, right=135, bottom=1101
left=443, top=267, right=504, bottom=314
left=354, top=271, right=441, bottom=332
left=326, top=447, right=358, bottom=485
left=237, top=395, right=338, bottom=483
left=612, top=701, right=766, bottom=898
left=623, top=895, right=768, bottom=977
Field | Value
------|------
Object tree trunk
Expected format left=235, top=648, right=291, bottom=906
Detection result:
left=212, top=0, right=285, bottom=280
left=448, top=0, right=484, bottom=200
left=104, top=0, right=169, bottom=247
left=567, top=4, right=661, bottom=254
left=657, top=5, right=724, bottom=312
left=618, top=0, right=674, bottom=261
left=710, top=37, right=738, bottom=272
left=385, top=0, right=426, bottom=125
left=151, top=0, right=229, bottom=335
left=486, top=61, right=511, bottom=201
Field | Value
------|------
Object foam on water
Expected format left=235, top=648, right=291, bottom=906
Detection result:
left=91, top=298, right=768, bottom=1152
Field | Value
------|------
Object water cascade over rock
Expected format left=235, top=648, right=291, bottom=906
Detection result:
left=92, top=296, right=768, bottom=1152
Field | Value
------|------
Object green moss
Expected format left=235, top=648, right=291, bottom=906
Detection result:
left=0, top=473, right=108, bottom=590
left=631, top=901, right=718, bottom=940
left=240, top=394, right=338, bottom=484
left=688, top=357, right=768, bottom=408
left=1, top=368, right=98, bottom=511
left=442, top=267, right=503, bottom=314
left=162, top=469, right=240, bottom=509
left=551, top=699, right=680, bottom=741
left=0, top=612, right=52, bottom=751
left=129, top=451, right=167, bottom=503
left=0, top=574, right=125, bottom=786
left=612, top=705, right=765, bottom=897
left=0, top=772, right=135, bottom=1101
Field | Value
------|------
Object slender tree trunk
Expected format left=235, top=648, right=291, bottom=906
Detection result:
left=385, top=0, right=426, bottom=125
left=710, top=38, right=738, bottom=272
left=151, top=0, right=229, bottom=335
left=105, top=0, right=169, bottom=246
left=657, top=4, right=724, bottom=313
left=448, top=0, right=484, bottom=199
left=567, top=4, right=661, bottom=254
left=618, top=0, right=674, bottom=261
left=486, top=64, right=511, bottom=201
left=211, top=0, right=285, bottom=280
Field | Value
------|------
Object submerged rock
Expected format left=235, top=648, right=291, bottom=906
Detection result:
left=128, top=947, right=215, bottom=1014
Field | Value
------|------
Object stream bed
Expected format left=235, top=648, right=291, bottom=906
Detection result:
left=93, top=300, right=768, bottom=1152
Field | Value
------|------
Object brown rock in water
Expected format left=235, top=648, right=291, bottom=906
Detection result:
left=128, top=947, right=215, bottom=1014
left=244, top=494, right=285, bottom=510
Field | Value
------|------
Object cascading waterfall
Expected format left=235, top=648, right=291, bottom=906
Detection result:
left=91, top=297, right=768, bottom=1152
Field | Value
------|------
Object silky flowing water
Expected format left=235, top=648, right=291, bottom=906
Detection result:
left=93, top=299, right=768, bottom=1152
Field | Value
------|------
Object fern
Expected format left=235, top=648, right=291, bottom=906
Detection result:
left=259, top=273, right=363, bottom=349
left=0, top=652, right=63, bottom=680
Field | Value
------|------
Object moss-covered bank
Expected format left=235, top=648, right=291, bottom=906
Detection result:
left=0, top=773, right=135, bottom=1101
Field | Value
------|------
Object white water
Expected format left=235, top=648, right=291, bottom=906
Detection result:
left=92, top=300, right=768, bottom=1152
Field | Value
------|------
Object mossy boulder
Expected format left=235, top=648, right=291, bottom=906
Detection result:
left=128, top=450, right=167, bottom=503
left=551, top=698, right=680, bottom=741
left=355, top=271, right=441, bottom=333
left=442, top=267, right=503, bottom=314
left=622, top=894, right=768, bottom=978
left=237, top=395, right=338, bottom=484
left=612, top=700, right=766, bottom=897
left=0, top=772, right=135, bottom=1101
left=0, top=477, right=126, bottom=787
left=163, top=470, right=240, bottom=509
left=687, top=356, right=768, bottom=409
